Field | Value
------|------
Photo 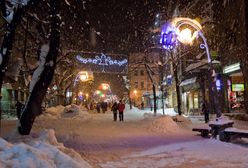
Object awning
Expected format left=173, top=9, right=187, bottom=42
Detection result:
left=185, top=59, right=220, bottom=72
left=185, top=59, right=208, bottom=72
left=180, top=77, right=197, bottom=86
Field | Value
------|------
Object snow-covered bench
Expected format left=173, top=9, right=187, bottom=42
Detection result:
left=220, top=128, right=248, bottom=142
left=192, top=126, right=211, bottom=137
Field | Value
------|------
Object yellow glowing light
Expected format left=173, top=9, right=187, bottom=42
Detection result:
left=86, top=93, right=89, bottom=97
left=177, top=28, right=198, bottom=45
left=79, top=74, right=87, bottom=81
left=78, top=71, right=89, bottom=81
left=101, top=94, right=105, bottom=98
left=96, top=90, right=101, bottom=94
left=133, top=90, right=137, bottom=95
left=78, top=91, right=83, bottom=95
left=102, top=83, right=109, bottom=90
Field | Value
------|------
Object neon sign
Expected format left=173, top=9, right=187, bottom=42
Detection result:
left=76, top=53, right=128, bottom=66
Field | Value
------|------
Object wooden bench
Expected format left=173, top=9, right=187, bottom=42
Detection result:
left=192, top=126, right=211, bottom=137
left=220, top=128, right=248, bottom=142
left=209, top=120, right=234, bottom=139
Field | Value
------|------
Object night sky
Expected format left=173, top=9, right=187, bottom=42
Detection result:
left=62, top=0, right=171, bottom=54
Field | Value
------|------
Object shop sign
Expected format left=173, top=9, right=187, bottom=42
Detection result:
left=232, top=84, right=244, bottom=92
left=223, top=63, right=240, bottom=74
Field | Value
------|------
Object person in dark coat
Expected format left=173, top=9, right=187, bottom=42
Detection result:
left=96, top=102, right=101, bottom=113
left=111, top=102, right=118, bottom=121
left=141, top=101, right=144, bottom=110
left=118, top=100, right=125, bottom=121
left=15, top=101, right=24, bottom=119
left=202, top=100, right=209, bottom=123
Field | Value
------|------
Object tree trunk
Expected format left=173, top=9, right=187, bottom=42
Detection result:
left=174, top=67, right=182, bottom=115
left=243, top=0, right=248, bottom=114
left=128, top=90, right=132, bottom=109
left=152, top=84, right=157, bottom=115
left=161, top=85, right=165, bottom=115
left=241, top=63, right=248, bottom=114
left=18, top=0, right=61, bottom=135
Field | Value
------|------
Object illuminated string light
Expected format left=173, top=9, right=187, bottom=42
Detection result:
left=76, top=53, right=128, bottom=66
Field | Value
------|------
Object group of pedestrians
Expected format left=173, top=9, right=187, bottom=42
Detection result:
left=111, top=100, right=125, bottom=122
left=95, top=101, right=108, bottom=113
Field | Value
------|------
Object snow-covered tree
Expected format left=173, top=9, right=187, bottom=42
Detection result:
left=18, top=0, right=61, bottom=135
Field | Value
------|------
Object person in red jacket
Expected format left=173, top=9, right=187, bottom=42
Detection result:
left=118, top=100, right=125, bottom=121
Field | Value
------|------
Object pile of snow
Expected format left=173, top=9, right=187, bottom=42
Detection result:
left=45, top=105, right=65, bottom=116
left=149, top=116, right=182, bottom=133
left=0, top=130, right=91, bottom=168
left=62, top=104, right=90, bottom=119
left=39, top=104, right=90, bottom=120
left=172, top=115, right=192, bottom=123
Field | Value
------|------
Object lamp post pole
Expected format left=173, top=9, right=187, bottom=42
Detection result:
left=161, top=17, right=221, bottom=118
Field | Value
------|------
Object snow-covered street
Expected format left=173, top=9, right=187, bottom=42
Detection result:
left=1, top=105, right=248, bottom=168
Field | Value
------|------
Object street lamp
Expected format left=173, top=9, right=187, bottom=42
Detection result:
left=177, top=28, right=198, bottom=45
left=133, top=90, right=138, bottom=106
left=171, top=17, right=211, bottom=63
left=79, top=72, right=88, bottom=82
left=86, top=93, right=89, bottom=99
left=74, top=71, right=89, bottom=86
left=160, top=17, right=221, bottom=118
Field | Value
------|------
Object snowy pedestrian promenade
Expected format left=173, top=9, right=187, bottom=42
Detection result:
left=1, top=105, right=248, bottom=167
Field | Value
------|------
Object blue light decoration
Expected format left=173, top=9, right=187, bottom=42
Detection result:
left=215, top=74, right=222, bottom=91
left=216, top=79, right=221, bottom=91
left=78, top=95, right=84, bottom=100
left=76, top=53, right=128, bottom=66
left=160, top=22, right=178, bottom=50
left=167, top=75, right=173, bottom=85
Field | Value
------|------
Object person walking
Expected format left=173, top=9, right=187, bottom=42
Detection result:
left=15, top=101, right=24, bottom=119
left=96, top=102, right=101, bottom=113
left=202, top=100, right=209, bottom=123
left=111, top=102, right=118, bottom=121
left=118, top=100, right=125, bottom=121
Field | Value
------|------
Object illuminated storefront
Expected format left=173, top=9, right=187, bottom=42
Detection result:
left=223, top=62, right=245, bottom=112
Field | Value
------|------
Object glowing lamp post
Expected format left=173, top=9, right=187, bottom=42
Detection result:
left=79, top=74, right=87, bottom=81
left=160, top=17, right=211, bottom=63
left=133, top=90, right=138, bottom=105
left=73, top=71, right=90, bottom=104
left=160, top=17, right=221, bottom=117
left=177, top=28, right=198, bottom=45
left=86, top=93, right=89, bottom=100
left=79, top=72, right=88, bottom=82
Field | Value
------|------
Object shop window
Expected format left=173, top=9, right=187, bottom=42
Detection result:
left=134, top=82, right=138, bottom=89
left=140, top=70, right=144, bottom=76
left=134, top=70, right=138, bottom=76
left=141, top=81, right=145, bottom=89
left=193, top=92, right=199, bottom=109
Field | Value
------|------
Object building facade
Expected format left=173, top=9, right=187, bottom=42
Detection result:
left=128, top=52, right=163, bottom=109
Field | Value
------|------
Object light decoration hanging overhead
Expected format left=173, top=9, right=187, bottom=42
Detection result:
left=160, top=22, right=178, bottom=50
left=76, top=53, right=128, bottom=66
